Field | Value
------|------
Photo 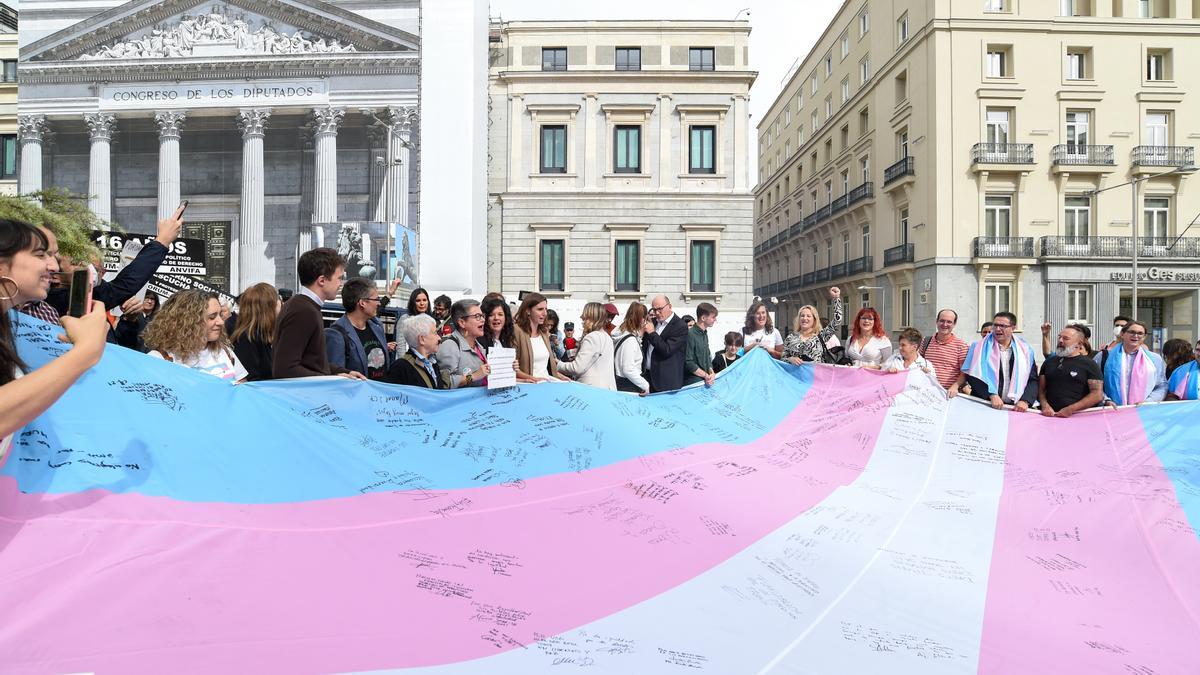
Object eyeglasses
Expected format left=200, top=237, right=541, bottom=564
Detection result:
left=362, top=297, right=383, bottom=303
left=463, top=313, right=485, bottom=321
left=991, top=323, right=1013, bottom=330
left=649, top=306, right=666, bottom=313
left=1125, top=331, right=1146, bottom=337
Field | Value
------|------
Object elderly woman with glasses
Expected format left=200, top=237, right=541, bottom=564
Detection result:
left=436, top=299, right=491, bottom=388
left=1094, top=320, right=1167, bottom=405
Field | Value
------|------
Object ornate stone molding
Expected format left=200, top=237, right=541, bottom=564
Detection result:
left=154, top=110, right=187, bottom=139
left=19, top=54, right=418, bottom=85
left=84, top=113, right=118, bottom=141
left=77, top=7, right=358, bottom=61
left=311, top=107, right=344, bottom=136
left=383, top=105, right=418, bottom=136
left=237, top=109, right=271, bottom=138
left=18, top=115, right=48, bottom=143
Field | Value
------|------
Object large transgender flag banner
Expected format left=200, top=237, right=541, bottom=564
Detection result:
left=2, top=317, right=1198, bottom=674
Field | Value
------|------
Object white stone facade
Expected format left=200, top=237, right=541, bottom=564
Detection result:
left=18, top=0, right=419, bottom=293
left=488, top=20, right=757, bottom=326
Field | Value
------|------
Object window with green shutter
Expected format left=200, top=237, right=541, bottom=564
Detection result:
left=539, top=240, right=564, bottom=291
left=690, top=240, right=715, bottom=292
left=614, top=240, right=640, bottom=292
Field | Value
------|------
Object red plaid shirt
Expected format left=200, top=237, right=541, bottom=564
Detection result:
left=18, top=301, right=61, bottom=325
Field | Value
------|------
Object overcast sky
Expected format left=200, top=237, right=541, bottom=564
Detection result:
left=488, top=0, right=844, bottom=156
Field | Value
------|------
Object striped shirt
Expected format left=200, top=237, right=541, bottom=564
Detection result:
left=921, top=332, right=968, bottom=390
left=18, top=301, right=61, bottom=325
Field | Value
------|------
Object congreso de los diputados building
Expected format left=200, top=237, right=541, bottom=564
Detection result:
left=18, top=0, right=419, bottom=292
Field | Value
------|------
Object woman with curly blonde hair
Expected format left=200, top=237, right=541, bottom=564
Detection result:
left=144, top=290, right=248, bottom=382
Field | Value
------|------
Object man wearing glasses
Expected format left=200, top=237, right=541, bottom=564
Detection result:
left=1094, top=320, right=1166, bottom=405
left=641, top=295, right=688, bottom=392
left=950, top=311, right=1039, bottom=411
left=325, top=277, right=393, bottom=380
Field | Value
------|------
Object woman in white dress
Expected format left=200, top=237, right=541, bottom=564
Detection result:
left=143, top=290, right=248, bottom=382
left=844, top=306, right=893, bottom=369
left=742, top=300, right=784, bottom=358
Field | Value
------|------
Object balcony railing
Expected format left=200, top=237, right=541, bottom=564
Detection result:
left=802, top=271, right=816, bottom=287
left=803, top=213, right=820, bottom=228
left=1041, top=236, right=1200, bottom=259
left=815, top=267, right=830, bottom=283
left=973, top=236, right=1035, bottom=258
left=846, top=255, right=874, bottom=275
left=884, top=156, right=915, bottom=184
left=1051, top=144, right=1115, bottom=165
left=883, top=243, right=914, bottom=266
left=829, top=262, right=847, bottom=279
left=815, top=204, right=832, bottom=221
left=847, top=182, right=874, bottom=205
left=830, top=194, right=850, bottom=215
left=971, top=142, right=1035, bottom=165
left=1132, top=145, right=1195, bottom=168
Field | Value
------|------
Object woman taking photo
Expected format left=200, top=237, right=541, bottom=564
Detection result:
left=477, top=296, right=515, bottom=352
left=556, top=302, right=617, bottom=390
left=782, top=287, right=844, bottom=364
left=743, top=300, right=783, bottom=358
left=143, top=289, right=248, bottom=382
left=229, top=282, right=280, bottom=381
left=611, top=301, right=651, bottom=394
left=845, top=307, right=892, bottom=369
left=436, top=299, right=491, bottom=388
left=1, top=219, right=109, bottom=461
left=513, top=292, right=558, bottom=382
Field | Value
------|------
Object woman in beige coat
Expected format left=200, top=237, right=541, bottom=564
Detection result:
left=556, top=302, right=617, bottom=390
left=513, top=292, right=558, bottom=382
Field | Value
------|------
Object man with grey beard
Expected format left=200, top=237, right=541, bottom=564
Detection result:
left=1037, top=324, right=1103, bottom=418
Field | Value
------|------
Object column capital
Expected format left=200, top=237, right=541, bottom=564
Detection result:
left=311, top=107, right=345, bottom=137
left=237, top=109, right=271, bottom=138
left=154, top=110, right=187, bottom=139
left=383, top=105, right=418, bottom=135
left=84, top=113, right=117, bottom=142
left=18, top=115, right=48, bottom=142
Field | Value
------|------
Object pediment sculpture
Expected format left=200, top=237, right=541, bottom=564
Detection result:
left=78, top=4, right=357, bottom=60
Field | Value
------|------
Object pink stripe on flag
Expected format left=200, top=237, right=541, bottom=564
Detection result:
left=977, top=409, right=1200, bottom=673
left=0, top=368, right=905, bottom=674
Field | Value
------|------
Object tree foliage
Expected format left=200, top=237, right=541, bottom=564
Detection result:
left=0, top=189, right=113, bottom=262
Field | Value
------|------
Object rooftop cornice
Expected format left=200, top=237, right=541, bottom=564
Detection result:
left=18, top=51, right=418, bottom=83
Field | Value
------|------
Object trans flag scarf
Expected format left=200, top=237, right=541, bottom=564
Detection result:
left=962, top=334, right=1037, bottom=402
left=1168, top=360, right=1200, bottom=401
left=1102, top=346, right=1160, bottom=406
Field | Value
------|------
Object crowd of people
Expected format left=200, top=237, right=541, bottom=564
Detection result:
left=4, top=212, right=1200, bottom=457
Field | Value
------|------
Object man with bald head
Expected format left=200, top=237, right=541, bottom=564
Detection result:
left=641, top=294, right=688, bottom=392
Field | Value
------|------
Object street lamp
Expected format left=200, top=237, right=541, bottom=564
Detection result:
left=1085, top=163, right=1197, bottom=317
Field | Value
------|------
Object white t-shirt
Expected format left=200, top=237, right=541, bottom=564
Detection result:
left=529, top=333, right=551, bottom=379
left=884, top=353, right=936, bottom=379
left=0, top=367, right=21, bottom=462
left=744, top=327, right=783, bottom=351
left=150, top=347, right=248, bottom=382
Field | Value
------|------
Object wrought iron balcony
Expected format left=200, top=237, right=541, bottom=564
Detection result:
left=802, top=271, right=816, bottom=286
left=803, top=213, right=819, bottom=228
left=829, top=262, right=847, bottom=279
left=831, top=194, right=849, bottom=215
left=883, top=243, right=914, bottom=266
left=884, top=156, right=915, bottom=184
left=973, top=237, right=1035, bottom=258
left=1040, top=236, right=1200, bottom=259
left=788, top=222, right=803, bottom=238
left=816, top=204, right=832, bottom=221
left=815, top=267, right=830, bottom=283
left=1132, top=145, right=1195, bottom=168
left=1051, top=144, right=1115, bottom=165
left=971, top=142, right=1035, bottom=165
left=846, top=255, right=874, bottom=275
left=847, top=182, right=874, bottom=205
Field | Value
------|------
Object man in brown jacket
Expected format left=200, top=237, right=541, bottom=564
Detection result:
left=272, top=247, right=366, bottom=380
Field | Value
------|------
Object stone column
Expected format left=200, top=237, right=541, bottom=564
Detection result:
left=18, top=115, right=48, bottom=194
left=583, top=94, right=598, bottom=190
left=657, top=94, right=674, bottom=190
left=237, top=109, right=271, bottom=287
left=368, top=124, right=388, bottom=223
left=84, top=113, right=117, bottom=223
left=733, top=94, right=748, bottom=191
left=298, top=126, right=317, bottom=250
left=311, top=107, right=345, bottom=225
left=384, top=106, right=417, bottom=227
left=154, top=111, right=186, bottom=221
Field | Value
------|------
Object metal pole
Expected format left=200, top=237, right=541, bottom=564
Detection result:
left=1131, top=178, right=1139, bottom=320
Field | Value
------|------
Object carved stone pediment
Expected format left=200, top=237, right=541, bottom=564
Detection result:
left=23, top=0, right=417, bottom=63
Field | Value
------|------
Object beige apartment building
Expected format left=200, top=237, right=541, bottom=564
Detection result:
left=0, top=4, right=16, bottom=196
left=488, top=20, right=756, bottom=325
left=754, top=0, right=1200, bottom=347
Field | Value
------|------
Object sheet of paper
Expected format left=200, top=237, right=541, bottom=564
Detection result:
left=487, top=346, right=517, bottom=389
